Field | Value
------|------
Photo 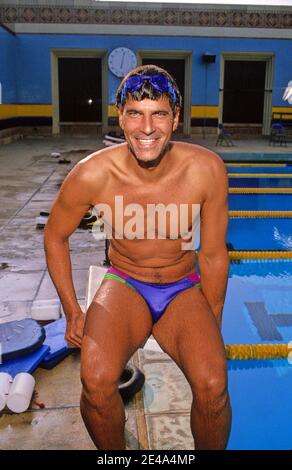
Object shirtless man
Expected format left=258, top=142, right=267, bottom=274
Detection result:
left=44, top=64, right=231, bottom=450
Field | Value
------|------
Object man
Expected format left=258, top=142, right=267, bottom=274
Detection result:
left=44, top=64, right=231, bottom=450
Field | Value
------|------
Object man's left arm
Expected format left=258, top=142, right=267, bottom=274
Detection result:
left=198, top=155, right=229, bottom=329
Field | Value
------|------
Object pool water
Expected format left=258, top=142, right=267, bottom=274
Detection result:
left=229, top=194, right=291, bottom=211
left=223, top=163, right=292, bottom=449
left=224, top=261, right=292, bottom=345
left=229, top=177, right=292, bottom=188
left=224, top=261, right=292, bottom=450
left=227, top=165, right=292, bottom=174
left=227, top=218, right=292, bottom=250
left=229, top=176, right=292, bottom=188
left=227, top=358, right=292, bottom=449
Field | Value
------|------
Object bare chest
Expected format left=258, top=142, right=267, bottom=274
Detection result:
left=93, top=170, right=202, bottom=241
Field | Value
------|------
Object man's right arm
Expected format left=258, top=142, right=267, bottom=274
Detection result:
left=44, top=161, right=95, bottom=347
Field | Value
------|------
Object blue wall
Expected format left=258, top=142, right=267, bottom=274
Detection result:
left=273, top=45, right=292, bottom=105
left=0, top=26, right=17, bottom=103
left=1, top=32, right=292, bottom=106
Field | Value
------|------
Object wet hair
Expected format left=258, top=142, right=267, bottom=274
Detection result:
left=116, top=64, right=182, bottom=115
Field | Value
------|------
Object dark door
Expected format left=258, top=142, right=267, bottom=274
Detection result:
left=142, top=58, right=185, bottom=122
left=58, top=58, right=102, bottom=122
left=223, top=60, right=266, bottom=124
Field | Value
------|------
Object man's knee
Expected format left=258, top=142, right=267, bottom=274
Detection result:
left=191, top=368, right=228, bottom=411
left=81, top=366, right=120, bottom=409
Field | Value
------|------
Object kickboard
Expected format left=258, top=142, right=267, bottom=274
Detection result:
left=40, top=318, right=73, bottom=368
left=0, top=345, right=50, bottom=378
left=41, top=350, right=71, bottom=369
left=0, top=319, right=46, bottom=362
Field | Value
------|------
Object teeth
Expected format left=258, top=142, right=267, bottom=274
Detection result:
left=138, top=139, right=156, bottom=143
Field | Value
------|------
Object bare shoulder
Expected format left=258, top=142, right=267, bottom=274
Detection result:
left=68, top=143, right=127, bottom=185
left=58, top=144, right=127, bottom=207
left=172, top=141, right=227, bottom=180
left=65, top=144, right=124, bottom=193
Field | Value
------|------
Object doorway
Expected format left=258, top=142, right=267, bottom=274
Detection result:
left=58, top=58, right=102, bottom=123
left=219, top=52, right=274, bottom=135
left=223, top=60, right=266, bottom=124
left=51, top=49, right=107, bottom=134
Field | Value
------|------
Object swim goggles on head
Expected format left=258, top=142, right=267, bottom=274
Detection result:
left=120, top=74, right=177, bottom=104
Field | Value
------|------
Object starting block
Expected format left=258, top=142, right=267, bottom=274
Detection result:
left=86, top=266, right=163, bottom=353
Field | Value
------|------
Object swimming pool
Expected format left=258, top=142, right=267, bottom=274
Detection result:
left=227, top=164, right=292, bottom=175
left=229, top=177, right=292, bottom=188
left=224, top=260, right=292, bottom=450
left=227, top=218, right=291, bottom=250
left=229, top=194, right=291, bottom=211
left=223, top=162, right=292, bottom=450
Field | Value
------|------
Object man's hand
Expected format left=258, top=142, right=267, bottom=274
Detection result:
left=65, top=311, right=85, bottom=348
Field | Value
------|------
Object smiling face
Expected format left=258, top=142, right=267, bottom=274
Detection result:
left=118, top=96, right=180, bottom=164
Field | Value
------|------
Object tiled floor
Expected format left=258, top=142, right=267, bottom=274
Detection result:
left=138, top=349, right=194, bottom=450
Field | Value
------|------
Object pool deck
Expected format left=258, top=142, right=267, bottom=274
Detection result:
left=0, top=134, right=290, bottom=450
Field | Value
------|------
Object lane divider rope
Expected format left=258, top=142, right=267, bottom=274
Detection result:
left=225, top=343, right=291, bottom=360
left=229, top=188, right=292, bottom=194
left=229, top=210, right=292, bottom=218
left=228, top=173, right=292, bottom=178
left=228, top=251, right=292, bottom=259
left=227, top=163, right=288, bottom=167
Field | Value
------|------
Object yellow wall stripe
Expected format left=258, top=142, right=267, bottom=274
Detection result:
left=1, top=104, right=117, bottom=119
left=108, top=104, right=119, bottom=118
left=191, top=106, right=218, bottom=118
left=0, top=104, right=52, bottom=119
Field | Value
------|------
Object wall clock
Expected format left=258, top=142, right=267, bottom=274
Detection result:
left=108, top=47, right=137, bottom=78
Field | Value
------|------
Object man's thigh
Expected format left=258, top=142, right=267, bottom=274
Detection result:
left=151, top=286, right=227, bottom=386
left=81, top=278, right=153, bottom=382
